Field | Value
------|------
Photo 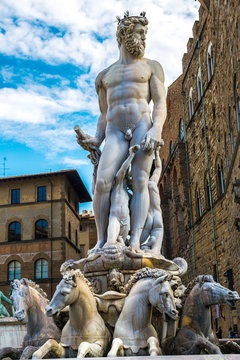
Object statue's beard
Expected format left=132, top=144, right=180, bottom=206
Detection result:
left=125, top=36, right=145, bottom=57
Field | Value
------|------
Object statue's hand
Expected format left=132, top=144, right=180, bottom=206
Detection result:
left=129, top=144, right=140, bottom=155
left=141, top=128, right=162, bottom=154
left=77, top=135, right=101, bottom=150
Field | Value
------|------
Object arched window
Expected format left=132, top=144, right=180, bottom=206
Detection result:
left=35, top=259, right=48, bottom=279
left=196, top=188, right=202, bottom=218
left=8, top=261, right=21, bottom=280
left=217, top=160, right=225, bottom=195
left=8, top=222, right=21, bottom=242
left=179, top=119, right=184, bottom=141
left=35, top=219, right=48, bottom=239
left=68, top=222, right=71, bottom=240
left=197, top=67, right=203, bottom=101
left=204, top=174, right=212, bottom=209
left=75, top=230, right=78, bottom=247
left=189, top=87, right=194, bottom=119
left=207, top=42, right=214, bottom=81
left=170, top=140, right=174, bottom=156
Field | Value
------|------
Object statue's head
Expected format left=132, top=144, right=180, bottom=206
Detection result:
left=116, top=11, right=148, bottom=57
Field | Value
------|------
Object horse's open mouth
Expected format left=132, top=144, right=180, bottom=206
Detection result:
left=164, top=311, right=179, bottom=321
left=46, top=308, right=57, bottom=317
left=226, top=300, right=236, bottom=308
left=18, top=317, right=27, bottom=324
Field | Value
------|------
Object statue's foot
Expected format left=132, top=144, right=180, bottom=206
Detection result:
left=129, top=243, right=143, bottom=253
left=103, top=240, right=125, bottom=249
left=141, top=245, right=151, bottom=250
left=103, top=241, right=117, bottom=248
left=128, top=238, right=140, bottom=251
left=88, top=240, right=105, bottom=255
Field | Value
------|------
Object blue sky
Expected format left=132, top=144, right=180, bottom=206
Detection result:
left=0, top=0, right=199, bottom=212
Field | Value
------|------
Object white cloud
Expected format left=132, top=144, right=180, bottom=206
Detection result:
left=0, top=0, right=199, bottom=84
left=0, top=0, right=200, bottom=164
left=62, top=157, right=88, bottom=167
left=0, top=87, right=61, bottom=124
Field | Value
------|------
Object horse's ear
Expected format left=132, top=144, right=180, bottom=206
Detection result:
left=153, top=273, right=171, bottom=286
left=21, top=278, right=28, bottom=286
left=11, top=280, right=19, bottom=289
left=72, top=273, right=77, bottom=287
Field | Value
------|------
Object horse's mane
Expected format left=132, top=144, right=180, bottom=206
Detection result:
left=63, top=269, right=94, bottom=295
left=22, top=279, right=49, bottom=303
left=181, top=274, right=214, bottom=309
left=124, top=267, right=167, bottom=295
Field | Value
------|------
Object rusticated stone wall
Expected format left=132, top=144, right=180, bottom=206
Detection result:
left=161, top=0, right=240, bottom=337
left=160, top=75, right=190, bottom=269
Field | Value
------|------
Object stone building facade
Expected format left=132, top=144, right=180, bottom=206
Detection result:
left=161, top=0, right=240, bottom=336
left=80, top=210, right=98, bottom=251
left=160, top=75, right=190, bottom=264
left=0, top=169, right=94, bottom=306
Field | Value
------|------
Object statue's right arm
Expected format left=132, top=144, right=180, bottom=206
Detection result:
left=80, top=71, right=107, bottom=148
left=94, top=73, right=107, bottom=146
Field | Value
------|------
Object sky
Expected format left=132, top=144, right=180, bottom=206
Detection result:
left=0, top=0, right=200, bottom=212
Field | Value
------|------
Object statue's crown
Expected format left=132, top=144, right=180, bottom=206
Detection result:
left=116, top=11, right=147, bottom=25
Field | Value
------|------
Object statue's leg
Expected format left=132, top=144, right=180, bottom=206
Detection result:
left=119, top=217, right=130, bottom=244
left=2, top=305, right=10, bottom=317
left=181, top=337, right=222, bottom=355
left=147, top=336, right=162, bottom=356
left=106, top=216, right=121, bottom=245
left=196, top=337, right=222, bottom=354
left=149, top=229, right=164, bottom=253
left=0, top=347, right=22, bottom=360
left=32, top=339, right=65, bottom=359
left=130, top=125, right=153, bottom=248
left=140, top=212, right=152, bottom=246
left=77, top=341, right=104, bottom=358
left=222, top=340, right=240, bottom=354
left=20, top=346, right=38, bottom=359
left=107, top=338, right=124, bottom=357
left=92, top=128, right=129, bottom=250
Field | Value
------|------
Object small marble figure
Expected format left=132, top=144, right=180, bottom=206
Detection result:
left=140, top=145, right=164, bottom=254
left=106, top=144, right=140, bottom=246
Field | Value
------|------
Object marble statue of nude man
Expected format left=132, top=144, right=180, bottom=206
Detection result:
left=79, top=12, right=166, bottom=250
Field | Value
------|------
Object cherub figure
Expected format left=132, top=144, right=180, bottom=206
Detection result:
left=106, top=144, right=140, bottom=246
left=140, top=145, right=164, bottom=254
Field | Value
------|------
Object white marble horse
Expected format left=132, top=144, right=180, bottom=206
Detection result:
left=0, top=279, right=60, bottom=360
left=107, top=267, right=178, bottom=357
left=168, top=275, right=240, bottom=355
left=32, top=269, right=111, bottom=359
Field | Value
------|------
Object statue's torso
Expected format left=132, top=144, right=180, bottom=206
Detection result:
left=102, top=59, right=152, bottom=133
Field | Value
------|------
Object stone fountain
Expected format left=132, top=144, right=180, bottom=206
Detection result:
left=1, top=11, right=240, bottom=360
